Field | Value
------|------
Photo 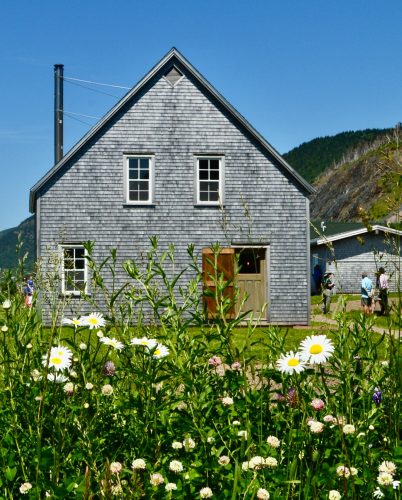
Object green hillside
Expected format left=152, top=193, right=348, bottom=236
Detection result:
left=0, top=216, right=35, bottom=271
left=283, top=128, right=392, bottom=183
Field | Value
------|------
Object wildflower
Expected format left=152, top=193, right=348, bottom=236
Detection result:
left=26, top=343, right=32, bottom=349
left=336, top=466, right=350, bottom=478
left=101, top=384, right=114, bottom=396
left=299, top=335, right=334, bottom=364
left=276, top=351, right=306, bottom=374
left=82, top=312, right=106, bottom=329
left=2, top=299, right=11, bottom=310
left=110, top=462, right=123, bottom=474
left=130, top=337, right=157, bottom=349
left=165, top=483, right=177, bottom=491
left=257, top=489, right=270, bottom=500
left=218, top=455, right=230, bottom=465
left=241, top=461, right=249, bottom=471
left=207, top=436, right=215, bottom=444
left=311, top=398, right=325, bottom=411
left=111, top=484, right=123, bottom=496
left=222, top=396, right=234, bottom=406
left=328, top=491, right=341, bottom=500
left=377, top=472, right=393, bottom=486
left=238, top=430, right=248, bottom=439
left=287, top=387, right=298, bottom=407
left=199, top=486, right=213, bottom=498
left=335, top=415, right=347, bottom=426
left=343, top=424, right=356, bottom=435
left=62, top=317, right=83, bottom=327
left=172, top=441, right=183, bottom=449
left=97, top=330, right=103, bottom=338
left=132, top=458, right=146, bottom=470
left=369, top=425, right=375, bottom=431
left=103, top=360, right=116, bottom=376
left=373, top=389, right=382, bottom=406
left=19, top=483, right=32, bottom=494
left=47, top=373, right=69, bottom=383
left=150, top=343, right=169, bottom=359
left=309, top=420, right=324, bottom=434
left=265, top=456, right=278, bottom=468
left=100, top=336, right=124, bottom=351
left=150, top=473, right=164, bottom=486
left=84, top=403, right=89, bottom=408
left=79, top=343, right=87, bottom=350
left=323, top=414, right=335, bottom=423
left=31, top=369, right=41, bottom=381
left=63, top=382, right=75, bottom=395
left=232, top=420, right=241, bottom=426
left=373, top=487, right=385, bottom=498
left=350, top=467, right=358, bottom=476
left=231, top=361, right=241, bottom=371
left=169, top=460, right=183, bottom=473
left=266, top=435, right=280, bottom=448
left=249, top=456, right=266, bottom=470
left=183, top=437, right=196, bottom=449
left=177, top=401, right=187, bottom=410
left=42, top=345, right=73, bottom=371
left=1, top=325, right=8, bottom=332
left=393, top=480, right=401, bottom=489
left=378, top=461, right=396, bottom=475
left=208, top=355, right=222, bottom=366
left=85, top=382, right=93, bottom=390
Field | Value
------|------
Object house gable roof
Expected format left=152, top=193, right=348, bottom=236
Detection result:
left=29, top=47, right=315, bottom=212
left=311, top=224, right=402, bottom=246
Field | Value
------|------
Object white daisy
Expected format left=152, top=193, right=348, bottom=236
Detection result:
left=99, top=336, right=124, bottom=350
left=42, top=345, right=73, bottom=371
left=276, top=351, right=306, bottom=374
left=299, top=335, right=334, bottom=364
left=62, top=317, right=83, bottom=327
left=130, top=337, right=158, bottom=349
left=149, top=343, right=169, bottom=359
left=82, top=312, right=106, bottom=329
left=47, top=373, right=69, bottom=383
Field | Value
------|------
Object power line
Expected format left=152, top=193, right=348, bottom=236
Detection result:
left=63, top=111, right=94, bottom=127
left=58, top=109, right=100, bottom=120
left=64, top=78, right=121, bottom=99
left=63, top=76, right=131, bottom=90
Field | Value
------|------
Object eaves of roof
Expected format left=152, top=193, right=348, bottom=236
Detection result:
left=311, top=225, right=402, bottom=245
left=29, top=47, right=315, bottom=213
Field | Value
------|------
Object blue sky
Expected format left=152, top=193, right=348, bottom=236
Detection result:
left=1, top=0, right=401, bottom=231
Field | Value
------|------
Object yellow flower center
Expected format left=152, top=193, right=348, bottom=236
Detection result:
left=287, top=358, right=300, bottom=366
left=50, top=356, right=62, bottom=365
left=89, top=318, right=98, bottom=324
left=309, top=344, right=323, bottom=354
left=154, top=349, right=161, bottom=356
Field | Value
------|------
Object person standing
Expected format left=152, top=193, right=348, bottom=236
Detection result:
left=378, top=267, right=389, bottom=316
left=313, top=264, right=323, bottom=295
left=361, top=272, right=373, bottom=315
left=322, top=272, right=335, bottom=314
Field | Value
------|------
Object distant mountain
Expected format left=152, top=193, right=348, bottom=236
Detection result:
left=283, top=128, right=392, bottom=183
left=0, top=216, right=35, bottom=271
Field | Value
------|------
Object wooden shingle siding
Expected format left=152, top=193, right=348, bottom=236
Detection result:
left=35, top=52, right=311, bottom=325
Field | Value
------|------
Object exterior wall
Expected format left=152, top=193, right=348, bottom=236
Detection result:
left=311, top=232, right=401, bottom=293
left=36, top=64, right=310, bottom=324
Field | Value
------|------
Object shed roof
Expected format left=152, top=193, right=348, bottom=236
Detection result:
left=311, top=224, right=402, bottom=246
left=29, top=47, right=314, bottom=212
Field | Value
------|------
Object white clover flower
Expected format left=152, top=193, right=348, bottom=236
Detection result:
left=257, top=488, right=270, bottom=500
left=276, top=351, right=306, bottom=374
left=31, top=369, right=41, bottom=381
left=172, top=441, right=183, bottom=449
left=199, top=486, right=213, bottom=498
left=265, top=456, right=278, bottom=468
left=85, top=382, right=93, bottom=390
left=266, top=435, right=280, bottom=448
left=299, top=335, right=334, bottom=364
left=336, top=465, right=350, bottom=478
left=378, top=461, right=397, bottom=475
left=101, top=384, right=114, bottom=396
left=19, top=482, right=32, bottom=495
left=323, top=414, right=336, bottom=423
left=63, top=382, right=74, bottom=395
left=309, top=421, right=324, bottom=434
left=100, top=336, right=124, bottom=351
left=132, top=458, right=146, bottom=470
left=1, top=325, right=8, bottom=332
left=328, top=490, right=341, bottom=500
left=165, top=483, right=177, bottom=491
left=221, top=396, right=234, bottom=406
left=207, top=436, right=215, bottom=444
left=218, top=455, right=230, bottom=465
left=42, top=345, right=73, bottom=371
left=150, top=473, right=164, bottom=486
left=84, top=403, right=89, bottom=409
left=350, top=467, right=358, bottom=476
left=2, top=300, right=11, bottom=310
left=241, top=461, right=249, bottom=471
left=79, top=343, right=87, bottom=350
left=183, top=437, right=196, bottom=449
left=110, top=461, right=123, bottom=474
left=169, top=460, right=183, bottom=473
left=248, top=456, right=266, bottom=470
left=378, top=472, right=394, bottom=486
left=343, top=424, right=356, bottom=435
left=238, top=430, right=247, bottom=439
left=82, top=312, right=106, bottom=329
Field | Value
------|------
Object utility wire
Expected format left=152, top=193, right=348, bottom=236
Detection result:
left=64, top=78, right=121, bottom=99
left=63, top=76, right=131, bottom=90
left=57, top=109, right=100, bottom=120
left=63, top=111, right=94, bottom=127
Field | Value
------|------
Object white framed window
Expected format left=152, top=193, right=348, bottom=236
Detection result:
left=195, top=156, right=224, bottom=205
left=60, top=245, right=88, bottom=295
left=124, top=155, right=154, bottom=204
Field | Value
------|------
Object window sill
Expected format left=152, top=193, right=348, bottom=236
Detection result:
left=194, top=204, right=224, bottom=208
left=123, top=203, right=156, bottom=208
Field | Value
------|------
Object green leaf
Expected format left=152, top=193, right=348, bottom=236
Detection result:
left=5, top=467, right=16, bottom=481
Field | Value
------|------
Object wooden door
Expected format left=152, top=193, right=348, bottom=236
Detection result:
left=235, top=248, right=266, bottom=317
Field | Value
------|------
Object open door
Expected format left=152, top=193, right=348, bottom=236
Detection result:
left=235, top=248, right=267, bottom=318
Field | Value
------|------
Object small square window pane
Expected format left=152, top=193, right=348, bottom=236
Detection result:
left=210, top=169, right=219, bottom=180
left=208, top=181, right=219, bottom=192
left=75, top=258, right=85, bottom=270
left=139, top=191, right=149, bottom=201
left=199, top=159, right=209, bottom=170
left=129, top=191, right=139, bottom=201
left=138, top=181, right=148, bottom=191
left=140, top=158, right=149, bottom=169
left=210, top=159, right=220, bottom=170
left=140, top=169, right=149, bottom=179
left=64, top=248, right=74, bottom=259
left=199, top=191, right=209, bottom=201
left=129, top=169, right=138, bottom=180
left=209, top=191, right=219, bottom=201
left=75, top=248, right=85, bottom=258
left=129, top=158, right=138, bottom=169
left=199, top=169, right=209, bottom=180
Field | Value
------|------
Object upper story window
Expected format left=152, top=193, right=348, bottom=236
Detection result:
left=60, top=245, right=88, bottom=295
left=196, top=156, right=224, bottom=205
left=124, top=155, right=154, bottom=204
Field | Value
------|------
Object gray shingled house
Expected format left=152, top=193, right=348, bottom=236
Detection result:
left=30, top=48, right=314, bottom=325
left=311, top=224, right=402, bottom=293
